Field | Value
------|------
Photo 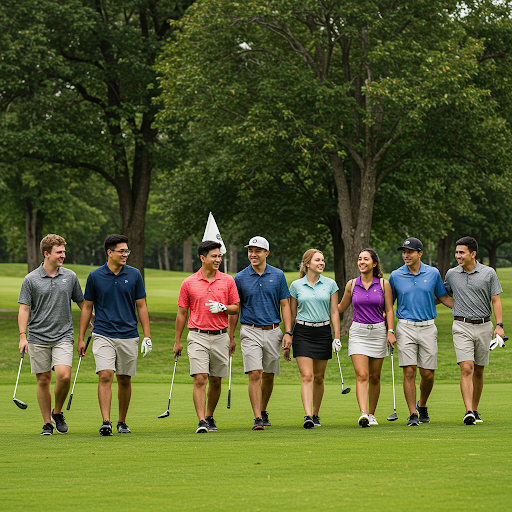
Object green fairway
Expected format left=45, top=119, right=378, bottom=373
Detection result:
left=1, top=264, right=511, bottom=510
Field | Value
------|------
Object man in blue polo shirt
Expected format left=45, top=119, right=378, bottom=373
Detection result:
left=78, top=234, right=152, bottom=436
left=388, top=237, right=452, bottom=427
left=234, top=236, right=292, bottom=430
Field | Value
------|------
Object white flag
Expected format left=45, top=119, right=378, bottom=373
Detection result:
left=202, top=212, right=226, bottom=255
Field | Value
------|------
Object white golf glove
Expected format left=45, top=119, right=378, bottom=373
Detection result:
left=332, top=339, right=342, bottom=353
left=141, top=337, right=152, bottom=357
left=206, top=300, right=227, bottom=313
left=489, top=334, right=505, bottom=351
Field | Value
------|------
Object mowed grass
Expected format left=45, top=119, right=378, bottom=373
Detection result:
left=1, top=264, right=512, bottom=510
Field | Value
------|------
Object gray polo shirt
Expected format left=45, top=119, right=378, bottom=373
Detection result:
left=444, top=261, right=502, bottom=320
left=18, top=265, right=84, bottom=345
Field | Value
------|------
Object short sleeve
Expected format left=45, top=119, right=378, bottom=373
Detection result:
left=227, top=277, right=240, bottom=305
left=177, top=279, right=190, bottom=308
left=84, top=273, right=96, bottom=302
left=134, top=271, right=146, bottom=301
left=443, top=270, right=453, bottom=295
left=388, top=272, right=397, bottom=303
left=489, top=270, right=503, bottom=296
left=278, top=272, right=291, bottom=300
left=434, top=270, right=447, bottom=298
left=329, top=278, right=339, bottom=295
left=71, top=274, right=84, bottom=303
left=18, top=277, right=32, bottom=306
left=289, top=281, right=298, bottom=299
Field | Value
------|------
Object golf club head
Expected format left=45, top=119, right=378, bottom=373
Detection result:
left=157, top=410, right=170, bottom=419
left=13, top=398, right=27, bottom=409
left=387, top=412, right=398, bottom=421
left=342, top=387, right=351, bottom=394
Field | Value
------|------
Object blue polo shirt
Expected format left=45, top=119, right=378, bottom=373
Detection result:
left=388, top=262, right=447, bottom=321
left=234, top=264, right=290, bottom=325
left=84, top=263, right=146, bottom=338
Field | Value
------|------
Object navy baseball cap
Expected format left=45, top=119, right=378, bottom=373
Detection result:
left=397, top=237, right=423, bottom=252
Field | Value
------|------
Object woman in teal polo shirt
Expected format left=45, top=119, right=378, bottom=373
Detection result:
left=289, top=249, right=340, bottom=428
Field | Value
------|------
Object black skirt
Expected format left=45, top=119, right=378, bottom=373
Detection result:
left=292, top=323, right=333, bottom=360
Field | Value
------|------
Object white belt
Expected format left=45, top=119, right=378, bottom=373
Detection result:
left=296, top=320, right=330, bottom=327
left=353, top=321, right=385, bottom=330
left=398, top=319, right=435, bottom=326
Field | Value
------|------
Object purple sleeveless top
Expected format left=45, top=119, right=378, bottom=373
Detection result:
left=352, top=276, right=385, bottom=324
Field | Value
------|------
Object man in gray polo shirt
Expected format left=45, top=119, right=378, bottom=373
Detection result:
left=444, top=236, right=504, bottom=425
left=18, top=234, right=84, bottom=435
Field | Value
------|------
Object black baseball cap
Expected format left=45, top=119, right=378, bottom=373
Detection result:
left=397, top=237, right=423, bottom=252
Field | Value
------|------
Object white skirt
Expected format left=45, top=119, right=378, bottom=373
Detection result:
left=348, top=321, right=388, bottom=358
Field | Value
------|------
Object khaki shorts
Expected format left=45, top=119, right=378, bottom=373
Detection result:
left=240, top=324, right=283, bottom=374
left=28, top=341, right=73, bottom=374
left=187, top=330, right=230, bottom=378
left=92, top=333, right=139, bottom=376
left=396, top=320, right=438, bottom=370
left=452, top=320, right=493, bottom=366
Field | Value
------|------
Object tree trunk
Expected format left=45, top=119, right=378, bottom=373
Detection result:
left=183, top=236, right=193, bottom=273
left=328, top=217, right=345, bottom=293
left=163, top=241, right=171, bottom=271
left=437, top=232, right=453, bottom=279
left=74, top=250, right=80, bottom=265
left=157, top=247, right=163, bottom=270
left=25, top=204, right=42, bottom=272
left=171, top=245, right=178, bottom=271
left=488, top=245, right=497, bottom=270
left=228, top=243, right=237, bottom=274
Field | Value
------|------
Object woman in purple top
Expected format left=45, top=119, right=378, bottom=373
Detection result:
left=338, top=249, right=396, bottom=427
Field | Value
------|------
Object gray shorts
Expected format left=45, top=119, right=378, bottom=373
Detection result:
left=28, top=341, right=73, bottom=374
left=452, top=320, right=493, bottom=366
left=240, top=324, right=282, bottom=374
left=92, top=333, right=139, bottom=376
left=396, top=319, right=438, bottom=370
left=187, top=330, right=230, bottom=378
left=348, top=321, right=388, bottom=359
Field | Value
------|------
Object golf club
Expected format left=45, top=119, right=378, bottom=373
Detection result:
left=335, top=352, right=351, bottom=394
left=66, top=335, right=91, bottom=410
left=387, top=347, right=398, bottom=421
left=158, top=354, right=179, bottom=418
left=13, top=348, right=28, bottom=409
left=227, top=354, right=232, bottom=409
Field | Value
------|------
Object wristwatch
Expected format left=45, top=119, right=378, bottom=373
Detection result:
left=497, top=322, right=504, bottom=328
left=388, top=329, right=395, bottom=334
left=285, top=331, right=293, bottom=336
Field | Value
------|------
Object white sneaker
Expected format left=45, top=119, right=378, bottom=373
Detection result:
left=358, top=412, right=370, bottom=427
left=368, top=414, right=378, bottom=425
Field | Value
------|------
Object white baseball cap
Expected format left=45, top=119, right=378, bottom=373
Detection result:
left=245, top=236, right=270, bottom=251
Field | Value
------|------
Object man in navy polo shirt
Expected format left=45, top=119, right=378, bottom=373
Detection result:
left=234, top=236, right=292, bottom=430
left=78, top=234, right=152, bottom=436
left=388, top=237, right=452, bottom=427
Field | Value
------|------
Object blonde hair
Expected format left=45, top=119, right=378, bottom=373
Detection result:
left=299, top=248, right=323, bottom=278
left=40, top=234, right=66, bottom=257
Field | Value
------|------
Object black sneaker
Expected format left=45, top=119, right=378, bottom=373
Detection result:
left=41, top=423, right=53, bottom=435
left=99, top=421, right=113, bottom=436
left=303, top=415, right=315, bottom=429
left=196, top=420, right=208, bottom=433
left=473, top=411, right=483, bottom=423
left=407, top=413, right=420, bottom=426
left=312, top=415, right=321, bottom=427
left=463, top=411, right=476, bottom=425
left=416, top=401, right=430, bottom=423
left=51, top=409, right=69, bottom=434
left=252, top=417, right=264, bottom=430
left=261, top=410, right=271, bottom=427
left=205, top=416, right=218, bottom=432
left=117, top=422, right=131, bottom=433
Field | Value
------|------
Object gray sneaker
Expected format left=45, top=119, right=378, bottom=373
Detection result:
left=41, top=423, right=53, bottom=435
left=407, top=413, right=420, bottom=426
left=261, top=410, right=271, bottom=427
left=196, top=420, right=208, bottom=433
left=463, top=411, right=476, bottom=425
left=117, top=422, right=131, bottom=433
left=205, top=416, right=218, bottom=431
left=416, top=401, right=430, bottom=423
left=473, top=411, right=483, bottom=423
left=252, top=417, right=264, bottom=430
left=51, top=409, right=68, bottom=434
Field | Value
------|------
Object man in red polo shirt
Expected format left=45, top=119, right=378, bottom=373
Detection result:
left=174, top=240, right=240, bottom=433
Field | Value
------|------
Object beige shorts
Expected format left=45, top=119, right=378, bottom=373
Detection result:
left=452, top=320, right=493, bottom=366
left=28, top=341, right=73, bottom=374
left=240, top=324, right=283, bottom=374
left=396, top=320, right=438, bottom=370
left=187, top=330, right=230, bottom=378
left=92, top=333, right=139, bottom=376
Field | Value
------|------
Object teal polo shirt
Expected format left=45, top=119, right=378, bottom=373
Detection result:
left=289, top=275, right=339, bottom=323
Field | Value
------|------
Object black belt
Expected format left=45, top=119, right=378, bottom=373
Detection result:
left=189, top=328, right=228, bottom=335
left=454, top=316, right=490, bottom=324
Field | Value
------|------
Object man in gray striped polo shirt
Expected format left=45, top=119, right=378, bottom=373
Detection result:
left=444, top=236, right=504, bottom=425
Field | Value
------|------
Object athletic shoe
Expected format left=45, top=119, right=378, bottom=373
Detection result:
left=205, top=416, right=219, bottom=432
left=407, top=413, right=420, bottom=426
left=117, top=422, right=131, bottom=433
left=416, top=401, right=430, bottom=423
left=358, top=413, right=370, bottom=427
left=261, top=410, right=271, bottom=427
left=473, top=411, right=483, bottom=423
left=368, top=414, right=378, bottom=426
left=252, top=418, right=264, bottom=430
left=99, top=421, right=113, bottom=436
left=312, top=415, right=321, bottom=427
left=51, top=409, right=68, bottom=434
left=463, top=411, right=476, bottom=425
left=196, top=420, right=208, bottom=433
left=303, top=415, right=315, bottom=429
left=41, top=423, right=53, bottom=435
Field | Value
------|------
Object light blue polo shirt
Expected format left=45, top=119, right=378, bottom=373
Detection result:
left=289, top=275, right=339, bottom=323
left=234, top=264, right=290, bottom=325
left=388, top=262, right=447, bottom=321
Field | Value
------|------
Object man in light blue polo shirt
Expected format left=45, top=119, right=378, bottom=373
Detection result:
left=388, top=237, right=452, bottom=426
left=234, top=236, right=292, bottom=430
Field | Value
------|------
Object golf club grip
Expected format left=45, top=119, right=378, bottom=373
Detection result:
left=227, top=389, right=231, bottom=409
left=21, top=348, right=25, bottom=359
left=66, top=394, right=73, bottom=410
left=84, top=335, right=92, bottom=353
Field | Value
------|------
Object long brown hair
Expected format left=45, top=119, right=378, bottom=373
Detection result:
left=299, top=248, right=323, bottom=278
left=360, top=248, right=383, bottom=278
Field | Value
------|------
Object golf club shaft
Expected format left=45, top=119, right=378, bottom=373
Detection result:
left=13, top=349, right=25, bottom=398
left=167, top=355, right=178, bottom=406
left=391, top=347, right=396, bottom=411
left=66, top=336, right=91, bottom=410
left=336, top=352, right=344, bottom=389
left=227, top=355, right=232, bottom=408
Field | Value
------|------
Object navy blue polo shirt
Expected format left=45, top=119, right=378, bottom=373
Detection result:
left=84, top=263, right=146, bottom=338
left=388, top=262, right=447, bottom=321
left=234, top=264, right=290, bottom=325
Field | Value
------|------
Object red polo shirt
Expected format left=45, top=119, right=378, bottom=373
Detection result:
left=177, top=269, right=240, bottom=330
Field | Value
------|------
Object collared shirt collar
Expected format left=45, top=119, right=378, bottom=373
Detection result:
left=38, top=263, right=63, bottom=278
left=455, top=260, right=482, bottom=275
left=300, top=273, right=326, bottom=288
left=196, top=268, right=221, bottom=282
left=355, top=275, right=379, bottom=288
left=248, top=264, right=270, bottom=276
left=401, top=261, right=426, bottom=275
left=102, top=261, right=127, bottom=276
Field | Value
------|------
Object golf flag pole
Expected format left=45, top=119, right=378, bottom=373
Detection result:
left=202, top=212, right=227, bottom=271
